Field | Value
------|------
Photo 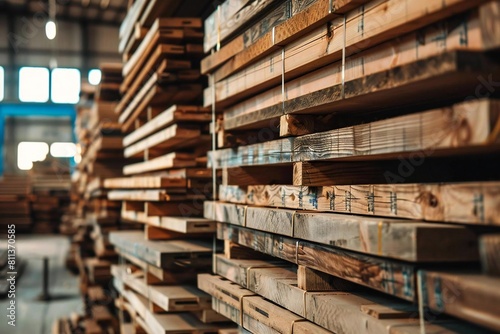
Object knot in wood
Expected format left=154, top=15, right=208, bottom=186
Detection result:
left=452, top=117, right=472, bottom=146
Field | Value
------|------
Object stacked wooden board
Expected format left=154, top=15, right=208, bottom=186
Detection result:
left=199, top=0, right=500, bottom=333
left=108, top=3, right=237, bottom=332
left=0, top=175, right=32, bottom=232
left=110, top=231, right=236, bottom=333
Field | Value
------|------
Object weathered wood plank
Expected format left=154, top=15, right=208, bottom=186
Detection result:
left=104, top=176, right=186, bottom=189
left=420, top=270, right=500, bottom=332
left=123, top=105, right=211, bottom=147
left=213, top=254, right=289, bottom=289
left=203, top=0, right=368, bottom=77
left=222, top=165, right=293, bottom=186
left=124, top=124, right=203, bottom=158
left=203, top=0, right=277, bottom=53
left=298, top=265, right=357, bottom=291
left=198, top=274, right=255, bottom=325
left=293, top=156, right=500, bottom=186
left=123, top=152, right=197, bottom=176
left=293, top=99, right=500, bottom=162
left=213, top=99, right=500, bottom=168
left=212, top=256, right=487, bottom=334
left=108, top=189, right=186, bottom=202
left=218, top=223, right=419, bottom=301
left=224, top=48, right=498, bottom=132
left=208, top=0, right=491, bottom=107
left=109, top=231, right=212, bottom=269
left=117, top=250, right=201, bottom=285
left=218, top=181, right=500, bottom=225
left=204, top=201, right=247, bottom=226
left=144, top=225, right=212, bottom=240
left=479, top=234, right=500, bottom=276
left=242, top=296, right=303, bottom=334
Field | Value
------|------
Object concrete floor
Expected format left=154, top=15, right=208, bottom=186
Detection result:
left=0, top=235, right=83, bottom=334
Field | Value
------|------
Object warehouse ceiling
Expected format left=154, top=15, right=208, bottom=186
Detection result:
left=0, top=0, right=128, bottom=25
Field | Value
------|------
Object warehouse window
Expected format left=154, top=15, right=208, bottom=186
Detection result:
left=19, top=67, right=50, bottom=103
left=50, top=142, right=76, bottom=157
left=0, top=66, right=4, bottom=101
left=51, top=68, right=81, bottom=104
left=17, top=142, right=49, bottom=170
left=88, top=69, right=102, bottom=85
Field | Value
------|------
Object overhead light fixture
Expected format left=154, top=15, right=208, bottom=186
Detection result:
left=46, top=0, right=57, bottom=40
left=45, top=20, right=56, bottom=40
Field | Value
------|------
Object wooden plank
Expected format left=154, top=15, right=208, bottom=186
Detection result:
left=224, top=240, right=273, bottom=260
left=205, top=202, right=478, bottom=262
left=108, top=189, right=186, bottom=202
left=209, top=137, right=294, bottom=168
left=124, top=124, right=202, bottom=158
left=203, top=201, right=247, bottom=226
left=213, top=253, right=289, bottom=289
left=293, top=321, right=332, bottom=334
left=116, top=251, right=200, bottom=284
left=213, top=99, right=500, bottom=167
left=218, top=223, right=418, bottom=301
left=155, top=217, right=215, bottom=235
left=218, top=181, right=500, bottom=225
left=201, top=0, right=318, bottom=74
left=293, top=99, right=500, bottom=162
left=223, top=28, right=494, bottom=132
left=242, top=296, right=303, bottom=334
left=202, top=0, right=367, bottom=75
left=212, top=257, right=485, bottom=334
left=279, top=114, right=338, bottom=137
left=209, top=0, right=490, bottom=106
left=225, top=263, right=309, bottom=317
left=110, top=231, right=212, bottom=269
left=360, top=304, right=415, bottom=320
left=145, top=202, right=203, bottom=217
left=148, top=285, right=211, bottom=312
left=123, top=19, right=186, bottom=80
left=292, top=156, right=500, bottom=186
left=120, top=78, right=201, bottom=132
left=420, top=271, right=500, bottom=332
left=123, top=105, right=210, bottom=147
left=198, top=273, right=255, bottom=325
left=298, top=265, right=355, bottom=291
left=121, top=23, right=147, bottom=61
left=104, top=176, right=187, bottom=189
left=203, top=0, right=274, bottom=52
left=479, top=234, right=500, bottom=276
left=145, top=221, right=215, bottom=239
left=145, top=225, right=205, bottom=240
left=222, top=165, right=293, bottom=185
left=305, top=291, right=490, bottom=334
left=145, top=310, right=226, bottom=334
left=123, top=152, right=197, bottom=176
left=291, top=211, right=479, bottom=262
left=119, top=0, right=149, bottom=48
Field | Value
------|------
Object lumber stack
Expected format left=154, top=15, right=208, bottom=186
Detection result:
left=110, top=231, right=236, bottom=333
left=0, top=175, right=32, bottom=232
left=109, top=3, right=236, bottom=332
left=29, top=160, right=71, bottom=233
left=65, top=64, right=144, bottom=334
left=200, top=0, right=500, bottom=333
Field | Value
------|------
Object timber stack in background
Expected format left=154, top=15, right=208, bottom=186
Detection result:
left=106, top=1, right=236, bottom=333
left=0, top=175, right=32, bottom=232
left=29, top=159, right=71, bottom=233
left=200, top=0, right=500, bottom=333
left=0, top=169, right=70, bottom=234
